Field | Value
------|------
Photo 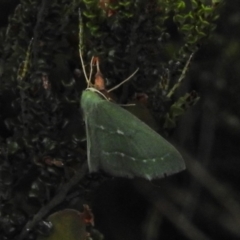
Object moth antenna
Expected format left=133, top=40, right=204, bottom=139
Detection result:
left=167, top=53, right=194, bottom=98
left=96, top=57, right=100, bottom=73
left=108, top=68, right=139, bottom=92
left=88, top=56, right=95, bottom=87
left=78, top=8, right=89, bottom=86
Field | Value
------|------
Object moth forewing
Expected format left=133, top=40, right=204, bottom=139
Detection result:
left=81, top=89, right=185, bottom=180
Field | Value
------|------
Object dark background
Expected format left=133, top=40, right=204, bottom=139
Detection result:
left=1, top=1, right=240, bottom=240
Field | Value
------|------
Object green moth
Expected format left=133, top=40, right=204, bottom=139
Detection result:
left=78, top=10, right=185, bottom=180
left=81, top=85, right=185, bottom=180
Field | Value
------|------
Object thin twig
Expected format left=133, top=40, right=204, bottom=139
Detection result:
left=167, top=53, right=194, bottom=98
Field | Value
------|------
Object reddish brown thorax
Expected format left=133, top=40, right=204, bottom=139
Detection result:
left=94, top=72, right=115, bottom=101
left=94, top=71, right=105, bottom=91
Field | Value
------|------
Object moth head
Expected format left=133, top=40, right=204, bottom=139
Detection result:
left=86, top=87, right=110, bottom=101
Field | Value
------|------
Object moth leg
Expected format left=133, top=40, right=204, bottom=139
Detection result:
left=108, top=67, right=139, bottom=92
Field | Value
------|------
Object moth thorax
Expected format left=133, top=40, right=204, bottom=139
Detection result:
left=94, top=72, right=105, bottom=90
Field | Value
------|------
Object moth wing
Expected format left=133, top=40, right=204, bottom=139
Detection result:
left=82, top=92, right=185, bottom=180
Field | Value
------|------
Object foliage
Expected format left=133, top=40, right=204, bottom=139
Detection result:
left=0, top=0, right=222, bottom=239
left=36, top=206, right=96, bottom=240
